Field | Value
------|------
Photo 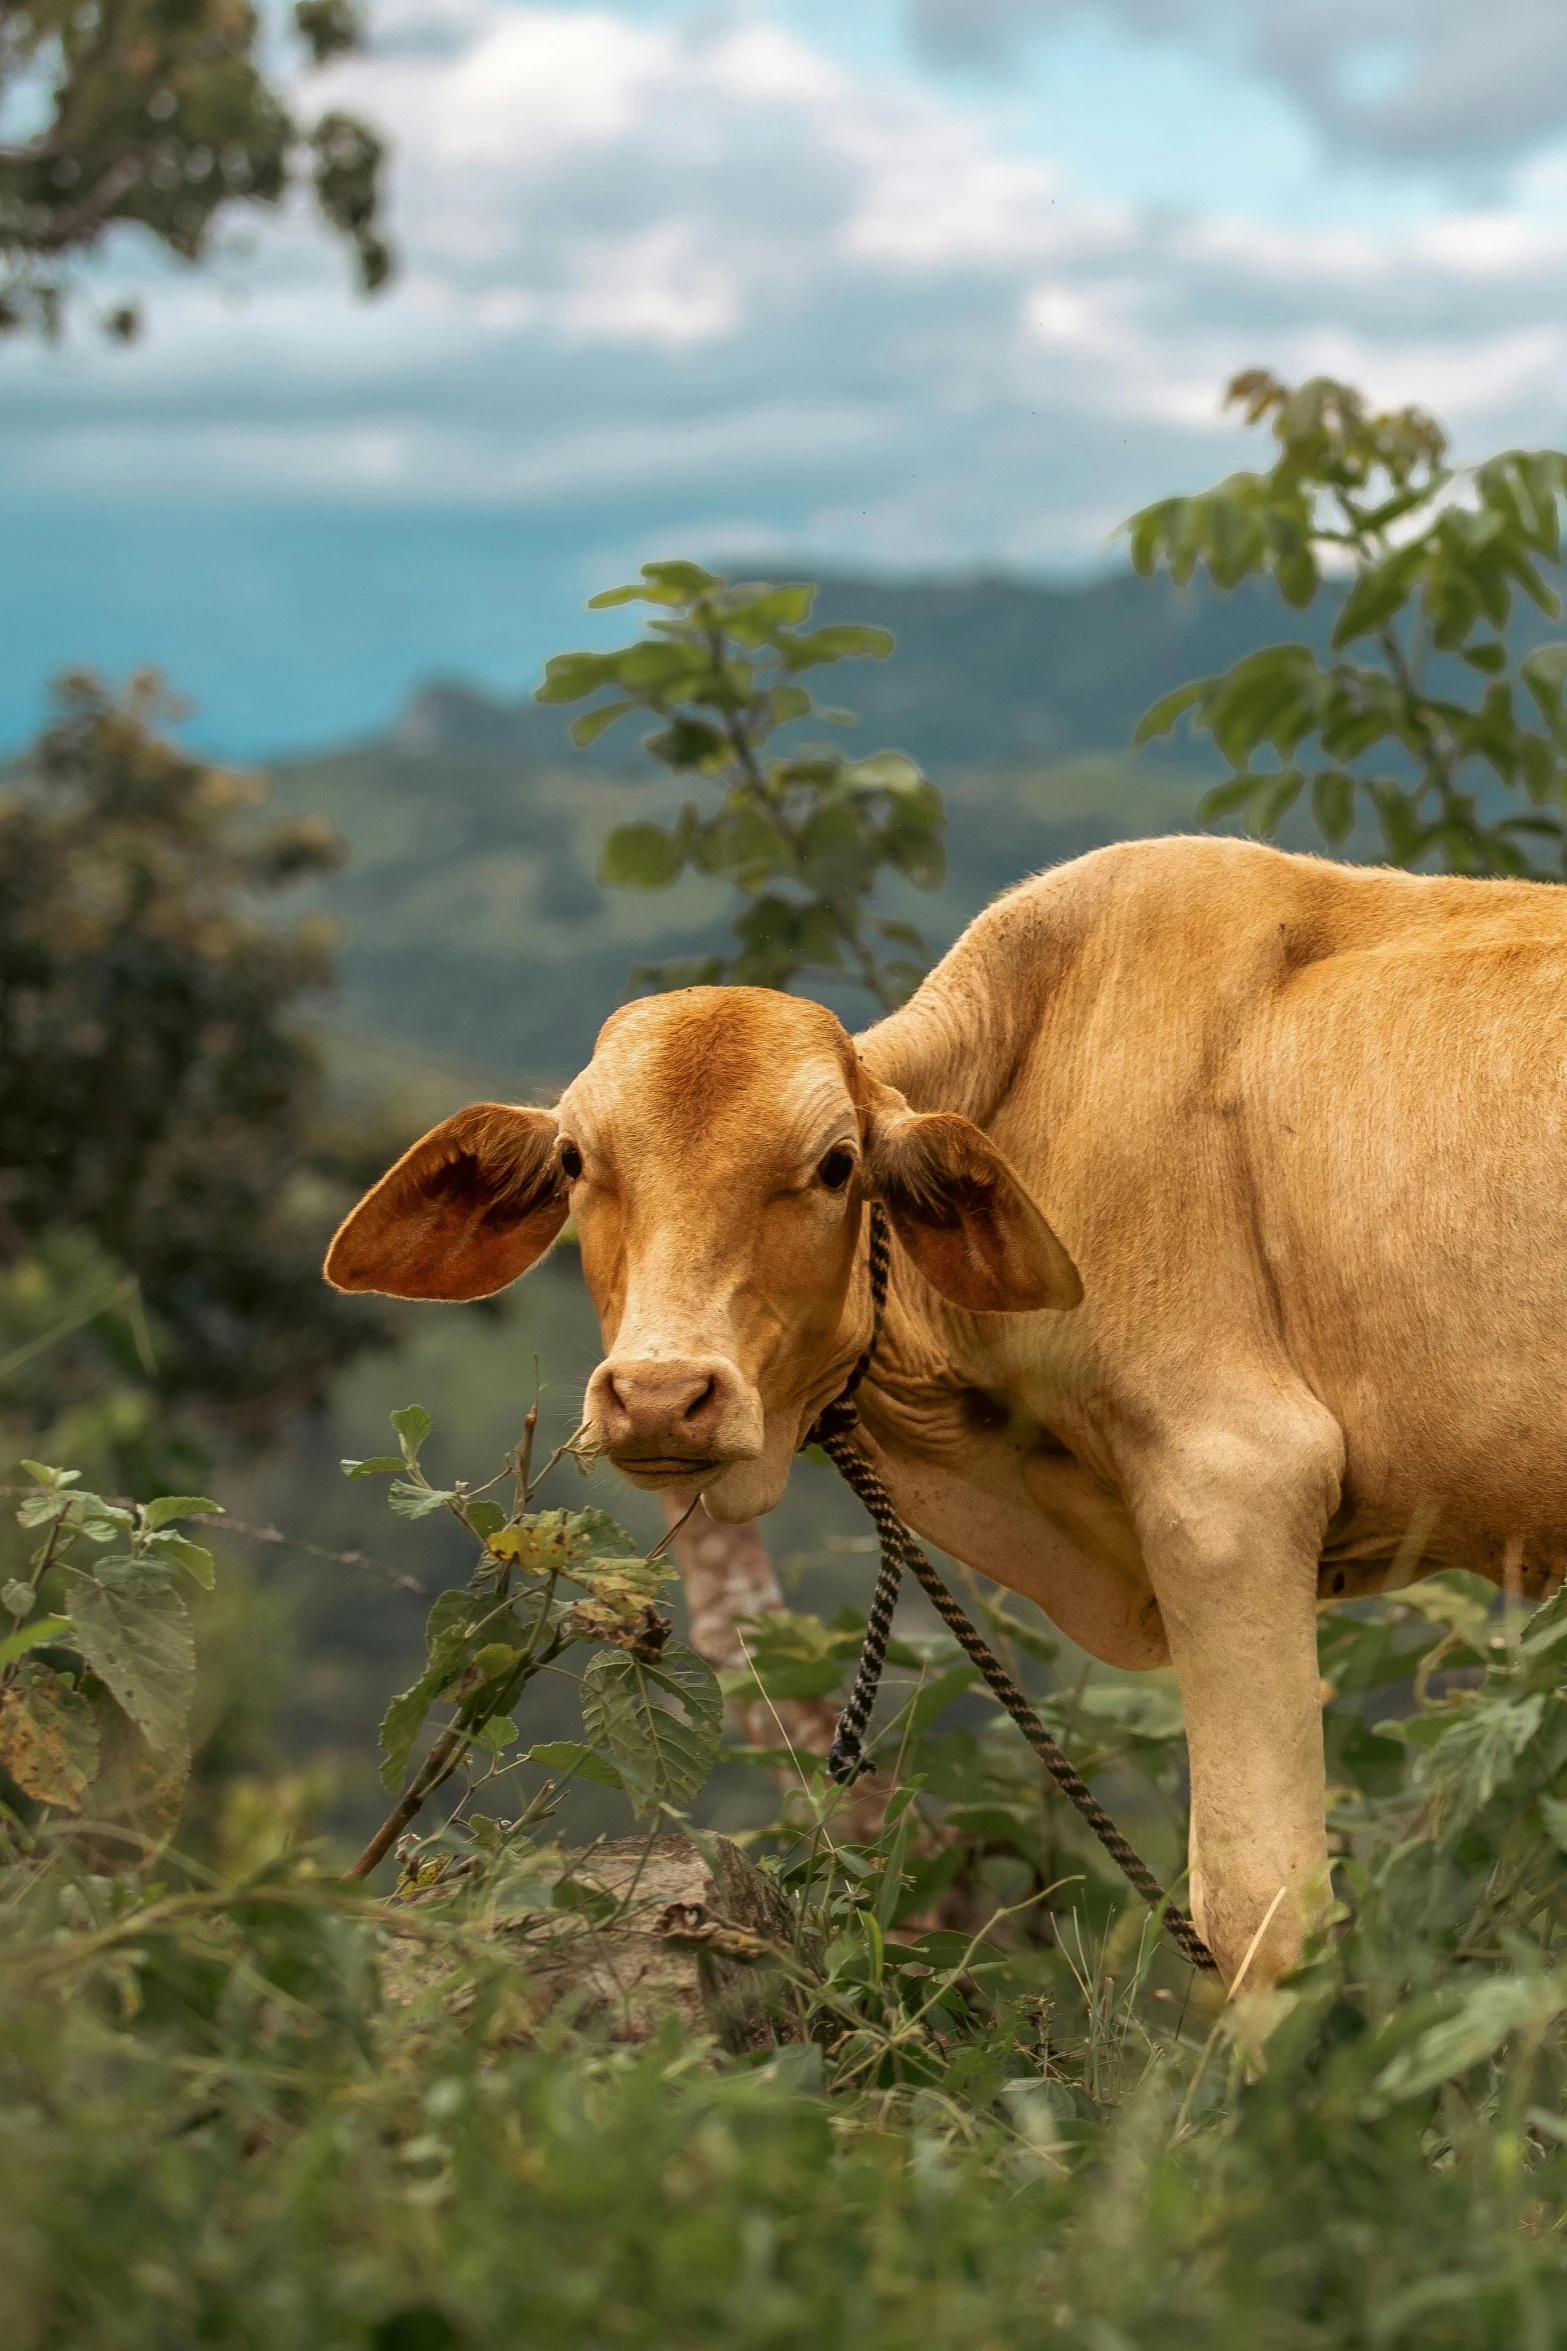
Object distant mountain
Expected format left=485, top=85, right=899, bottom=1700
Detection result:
left=386, top=567, right=1336, bottom=774
left=265, top=566, right=1339, bottom=1101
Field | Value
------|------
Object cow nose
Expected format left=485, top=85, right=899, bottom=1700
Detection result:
left=588, top=1355, right=752, bottom=1461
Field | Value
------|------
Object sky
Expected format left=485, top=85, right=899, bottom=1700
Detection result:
left=9, top=0, right=1567, bottom=755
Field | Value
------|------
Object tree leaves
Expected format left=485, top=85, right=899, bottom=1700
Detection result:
left=579, top=1641, right=722, bottom=1824
left=0, top=0, right=393, bottom=340
left=536, top=565, right=939, bottom=1008
left=1125, top=370, right=1567, bottom=876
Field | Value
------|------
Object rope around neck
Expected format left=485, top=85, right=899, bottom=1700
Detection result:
left=805, top=1201, right=1218, bottom=1976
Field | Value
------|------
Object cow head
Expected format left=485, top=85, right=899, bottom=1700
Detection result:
left=324, top=989, right=1080, bottom=1520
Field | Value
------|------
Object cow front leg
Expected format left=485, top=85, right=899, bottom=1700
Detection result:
left=1124, top=1403, right=1343, bottom=1987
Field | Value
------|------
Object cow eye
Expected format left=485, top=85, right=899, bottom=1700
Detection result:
left=817, top=1147, right=855, bottom=1192
left=559, top=1142, right=583, bottom=1182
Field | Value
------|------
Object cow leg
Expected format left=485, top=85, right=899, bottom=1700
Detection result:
left=1122, top=1397, right=1343, bottom=1987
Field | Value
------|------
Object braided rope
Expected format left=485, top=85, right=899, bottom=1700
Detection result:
left=818, top=1432, right=1217, bottom=1973
left=804, top=1200, right=1217, bottom=1974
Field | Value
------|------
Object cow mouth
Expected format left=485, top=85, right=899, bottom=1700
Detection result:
left=610, top=1451, right=724, bottom=1485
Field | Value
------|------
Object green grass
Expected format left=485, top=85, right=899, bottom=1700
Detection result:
left=3, top=1536, right=1567, bottom=2349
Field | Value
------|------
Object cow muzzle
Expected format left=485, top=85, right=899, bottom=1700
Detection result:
left=584, top=1353, right=765, bottom=1485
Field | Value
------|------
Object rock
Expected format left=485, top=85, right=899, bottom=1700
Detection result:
left=381, top=1832, right=804, bottom=2055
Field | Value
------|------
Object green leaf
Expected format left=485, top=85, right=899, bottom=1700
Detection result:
left=1521, top=643, right=1567, bottom=745
left=781, top=624, right=894, bottom=672
left=388, top=1481, right=458, bottom=1521
left=0, top=1666, right=99, bottom=1810
left=65, top=1569, right=196, bottom=1762
left=723, top=585, right=816, bottom=640
left=535, top=650, right=619, bottom=703
left=1198, top=774, right=1269, bottom=824
left=141, top=1496, right=223, bottom=1530
left=579, top=1639, right=722, bottom=1823
left=378, top=1665, right=448, bottom=1793
left=16, top=1490, right=72, bottom=1529
left=905, top=1664, right=979, bottom=1739
left=465, top=1501, right=506, bottom=1542
left=18, top=1462, right=78, bottom=1490
left=598, top=823, right=686, bottom=890
left=1274, top=544, right=1319, bottom=608
left=341, top=1456, right=403, bottom=1478
left=1331, top=542, right=1427, bottom=648
left=524, top=1739, right=625, bottom=1789
left=640, top=559, right=718, bottom=596
left=0, top=1615, right=74, bottom=1669
left=1206, top=646, right=1318, bottom=765
left=1461, top=641, right=1508, bottom=673
left=618, top=641, right=707, bottom=697
left=144, top=1532, right=215, bottom=1590
left=390, top=1403, right=431, bottom=1464
left=570, top=699, right=635, bottom=748
left=1375, top=1974, right=1567, bottom=2102
left=842, top=749, right=926, bottom=796
left=1253, top=768, right=1304, bottom=835
left=1371, top=784, right=1429, bottom=869
left=1312, top=769, right=1356, bottom=845
left=379, top=1589, right=486, bottom=1788
left=1, top=1581, right=34, bottom=1618
left=1132, top=679, right=1204, bottom=745
left=642, top=718, right=727, bottom=771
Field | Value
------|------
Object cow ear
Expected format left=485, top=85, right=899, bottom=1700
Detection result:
left=866, top=1108, right=1081, bottom=1314
left=324, top=1105, right=568, bottom=1301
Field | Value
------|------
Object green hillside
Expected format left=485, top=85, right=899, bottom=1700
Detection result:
left=267, top=566, right=1330, bottom=1097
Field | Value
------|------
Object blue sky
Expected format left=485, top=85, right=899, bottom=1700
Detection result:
left=9, top=0, right=1567, bottom=755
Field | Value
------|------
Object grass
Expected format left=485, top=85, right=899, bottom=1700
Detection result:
left=2, top=1541, right=1567, bottom=2349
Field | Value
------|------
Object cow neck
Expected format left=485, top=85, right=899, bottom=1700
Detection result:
left=802, top=1201, right=891, bottom=1450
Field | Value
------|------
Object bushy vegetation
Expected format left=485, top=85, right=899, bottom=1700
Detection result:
left=0, top=670, right=398, bottom=1492
left=2, top=1428, right=1567, bottom=2348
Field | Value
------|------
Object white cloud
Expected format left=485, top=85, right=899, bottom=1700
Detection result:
left=910, top=0, right=1567, bottom=170
left=9, top=0, right=1567, bottom=582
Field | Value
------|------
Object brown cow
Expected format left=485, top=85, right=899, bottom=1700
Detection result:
left=327, top=834, right=1567, bottom=1984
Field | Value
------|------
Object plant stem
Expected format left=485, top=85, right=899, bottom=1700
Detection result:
left=347, top=1722, right=467, bottom=1881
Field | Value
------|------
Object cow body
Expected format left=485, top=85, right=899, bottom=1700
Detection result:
left=328, top=835, right=1567, bottom=1984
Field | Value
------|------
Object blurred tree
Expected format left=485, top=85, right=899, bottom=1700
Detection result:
left=536, top=561, right=945, bottom=1013
left=0, top=0, right=390, bottom=341
left=0, top=670, right=396, bottom=1488
left=1127, top=368, right=1567, bottom=874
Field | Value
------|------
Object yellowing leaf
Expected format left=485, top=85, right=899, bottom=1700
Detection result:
left=0, top=1667, right=100, bottom=1809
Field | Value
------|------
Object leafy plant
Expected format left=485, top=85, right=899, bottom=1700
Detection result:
left=341, top=1402, right=723, bottom=1880
left=1127, top=368, right=1567, bottom=874
left=536, top=561, right=945, bottom=1010
left=0, top=0, right=391, bottom=342
left=0, top=1460, right=220, bottom=1843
